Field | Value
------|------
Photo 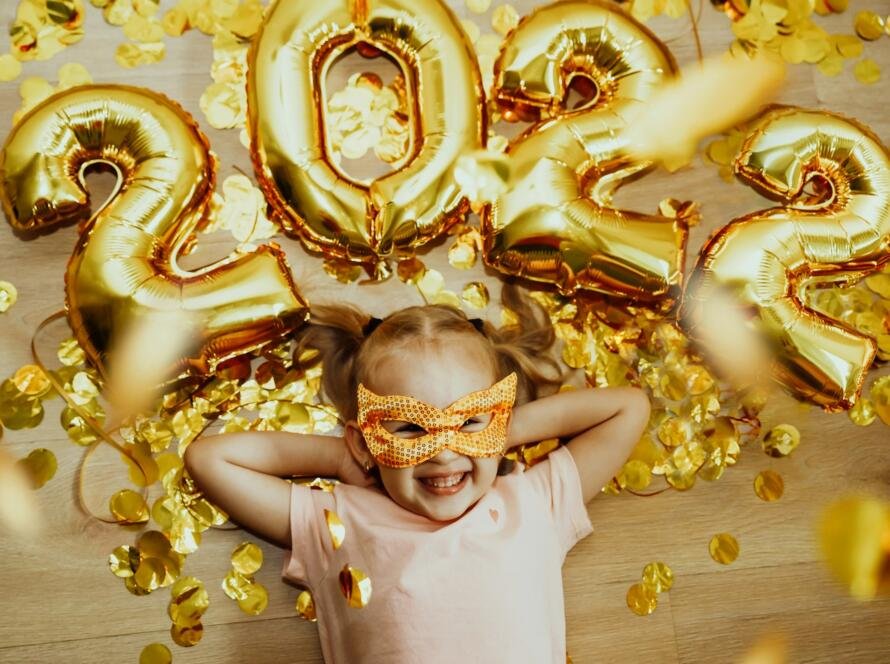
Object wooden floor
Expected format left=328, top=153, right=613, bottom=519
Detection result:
left=1, top=1, right=889, bottom=663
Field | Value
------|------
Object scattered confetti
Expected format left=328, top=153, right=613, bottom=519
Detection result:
left=626, top=582, right=658, bottom=616
left=461, top=282, right=490, bottom=310
left=0, top=281, right=17, bottom=312
left=15, top=447, right=56, bottom=489
left=491, top=4, right=519, bottom=36
left=231, top=541, right=263, bottom=576
left=709, top=533, right=740, bottom=564
left=325, top=508, right=346, bottom=550
left=139, top=643, right=172, bottom=664
left=853, top=58, right=881, bottom=84
left=296, top=589, right=317, bottom=622
left=819, top=496, right=890, bottom=599
left=753, top=470, right=784, bottom=502
left=854, top=11, right=885, bottom=41
left=339, top=563, right=373, bottom=608
left=109, top=489, right=150, bottom=524
left=454, top=149, right=512, bottom=210
left=641, top=562, right=674, bottom=593
left=466, top=0, right=491, bottom=14
left=761, top=424, right=800, bottom=457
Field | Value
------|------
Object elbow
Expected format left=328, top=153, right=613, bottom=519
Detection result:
left=628, top=387, right=651, bottom=433
left=182, top=438, right=207, bottom=478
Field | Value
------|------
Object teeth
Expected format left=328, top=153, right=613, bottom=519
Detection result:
left=422, top=472, right=465, bottom=488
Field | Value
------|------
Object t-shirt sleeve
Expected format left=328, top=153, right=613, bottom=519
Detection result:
left=281, top=482, right=335, bottom=587
left=524, top=444, right=594, bottom=558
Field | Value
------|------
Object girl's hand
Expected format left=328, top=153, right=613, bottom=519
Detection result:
left=336, top=446, right=378, bottom=487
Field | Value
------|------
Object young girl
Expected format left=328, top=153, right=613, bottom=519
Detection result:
left=184, top=282, right=650, bottom=663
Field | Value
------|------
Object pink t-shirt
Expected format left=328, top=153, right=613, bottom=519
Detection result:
left=281, top=444, right=594, bottom=663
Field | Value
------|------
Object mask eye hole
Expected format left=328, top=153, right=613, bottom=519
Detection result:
left=382, top=420, right=428, bottom=438
left=460, top=412, right=494, bottom=431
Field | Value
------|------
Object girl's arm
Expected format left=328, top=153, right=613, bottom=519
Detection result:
left=183, top=431, right=360, bottom=549
left=506, top=386, right=651, bottom=503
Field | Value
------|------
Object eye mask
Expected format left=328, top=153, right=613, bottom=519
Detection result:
left=356, top=372, right=518, bottom=468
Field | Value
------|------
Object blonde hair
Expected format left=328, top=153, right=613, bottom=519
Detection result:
left=292, top=280, right=567, bottom=474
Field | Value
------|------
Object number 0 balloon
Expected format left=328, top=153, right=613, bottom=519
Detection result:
left=248, top=0, right=485, bottom=276
left=0, top=85, right=308, bottom=379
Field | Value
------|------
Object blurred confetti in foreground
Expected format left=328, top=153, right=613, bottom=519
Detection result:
left=624, top=52, right=785, bottom=170
left=0, top=445, right=42, bottom=538
left=738, top=633, right=788, bottom=664
left=819, top=496, right=890, bottom=600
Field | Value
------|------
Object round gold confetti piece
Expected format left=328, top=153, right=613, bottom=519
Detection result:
left=57, top=338, right=85, bottom=366
left=237, top=582, right=269, bottom=615
left=109, top=489, right=150, bottom=523
left=753, top=470, right=784, bottom=502
left=57, top=62, right=92, bottom=89
left=461, top=282, right=489, bottom=309
left=641, top=562, right=674, bottom=593
left=621, top=460, right=653, bottom=491
left=761, top=424, right=800, bottom=457
left=324, top=509, right=346, bottom=549
left=0, top=55, right=22, bottom=83
left=170, top=622, right=203, bottom=647
left=0, top=281, right=17, bottom=312
left=626, top=583, right=658, bottom=616
left=109, top=545, right=140, bottom=579
left=491, top=4, right=519, bottom=36
left=709, top=533, right=740, bottom=565
left=139, top=643, right=172, bottom=664
left=231, top=541, right=263, bottom=576
left=467, top=0, right=492, bottom=13
left=853, top=59, right=881, bottom=85
left=222, top=569, right=252, bottom=601
left=12, top=365, right=51, bottom=397
left=16, top=448, right=57, bottom=489
left=296, top=590, right=317, bottom=622
left=855, top=11, right=885, bottom=41
left=339, top=564, right=373, bottom=608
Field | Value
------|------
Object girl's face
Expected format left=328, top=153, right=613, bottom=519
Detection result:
left=346, top=338, right=505, bottom=522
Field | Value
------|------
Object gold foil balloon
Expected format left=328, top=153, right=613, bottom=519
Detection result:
left=481, top=0, right=689, bottom=302
left=0, top=85, right=308, bottom=379
left=682, top=106, right=890, bottom=411
left=247, top=0, right=485, bottom=277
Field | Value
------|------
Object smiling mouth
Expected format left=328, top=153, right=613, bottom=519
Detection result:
left=418, top=471, right=469, bottom=494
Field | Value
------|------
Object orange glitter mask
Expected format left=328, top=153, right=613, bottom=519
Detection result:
left=357, top=372, right=518, bottom=468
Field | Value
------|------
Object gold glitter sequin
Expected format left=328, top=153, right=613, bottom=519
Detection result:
left=753, top=470, right=784, bottom=501
left=762, top=424, right=800, bottom=457
left=109, top=489, right=150, bottom=524
left=16, top=448, right=57, bottom=489
left=819, top=496, right=890, bottom=599
left=325, top=509, right=346, bottom=550
left=296, top=590, right=317, bottom=622
left=358, top=373, right=517, bottom=468
left=626, top=582, right=658, bottom=616
left=641, top=562, right=674, bottom=593
left=139, top=643, right=172, bottom=664
left=709, top=533, right=740, bottom=564
left=461, top=282, right=490, bottom=310
left=339, top=564, right=373, bottom=609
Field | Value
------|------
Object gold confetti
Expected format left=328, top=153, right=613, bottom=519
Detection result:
left=296, top=590, right=317, bottom=622
left=619, top=459, right=653, bottom=491
left=848, top=397, right=877, bottom=426
left=761, top=424, right=800, bottom=457
left=325, top=508, right=346, bottom=550
left=709, top=533, right=740, bottom=564
left=169, top=576, right=209, bottom=626
left=0, top=281, right=17, bottom=312
left=467, top=0, right=491, bottom=14
left=15, top=448, right=57, bottom=490
left=339, top=564, right=372, bottom=608
left=162, top=7, right=189, bottom=36
left=854, top=11, right=885, bottom=40
left=448, top=227, right=481, bottom=270
left=753, top=470, right=784, bottom=502
left=819, top=496, right=890, bottom=599
left=139, top=643, right=172, bottom=664
left=869, top=375, right=890, bottom=426
left=0, top=55, right=22, bottom=82
left=237, top=581, right=269, bottom=615
left=626, top=582, right=658, bottom=615
left=641, top=562, right=674, bottom=593
left=170, top=622, right=203, bottom=647
left=115, top=41, right=165, bottom=68
left=491, top=4, right=519, bottom=36
left=12, top=365, right=51, bottom=397
left=461, top=282, right=490, bottom=310
left=109, top=489, right=150, bottom=524
left=853, top=58, right=881, bottom=84
left=454, top=149, right=511, bottom=209
left=231, top=541, right=263, bottom=576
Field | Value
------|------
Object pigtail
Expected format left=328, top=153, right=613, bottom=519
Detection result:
left=480, top=281, right=566, bottom=406
left=291, top=302, right=372, bottom=423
